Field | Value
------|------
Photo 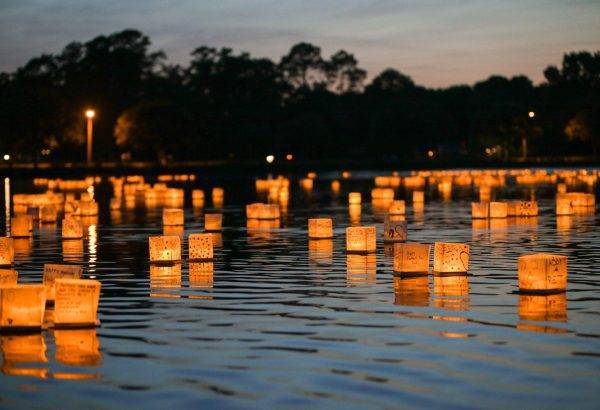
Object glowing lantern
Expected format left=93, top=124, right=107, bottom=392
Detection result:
left=163, top=208, right=184, bottom=226
left=189, top=262, right=214, bottom=289
left=62, top=218, right=83, bottom=239
left=556, top=197, right=574, bottom=215
left=557, top=183, right=567, bottom=194
left=388, top=200, right=405, bottom=215
left=479, top=185, right=491, bottom=201
left=394, top=276, right=429, bottom=306
left=348, top=192, right=361, bottom=205
left=371, top=188, right=394, bottom=201
left=308, top=218, right=333, bottom=239
left=412, top=191, right=424, bottom=204
left=507, top=201, right=538, bottom=217
left=300, top=178, right=313, bottom=191
left=518, top=293, right=567, bottom=322
left=42, top=264, right=81, bottom=301
left=0, top=236, right=15, bottom=266
left=211, top=187, right=224, bottom=205
left=11, top=216, right=31, bottom=238
left=258, top=204, right=280, bottom=220
left=471, top=202, right=489, bottom=219
left=331, top=180, right=341, bottom=193
left=192, top=189, right=205, bottom=208
left=393, top=243, right=430, bottom=273
left=188, top=233, right=213, bottom=261
left=433, top=242, right=470, bottom=273
left=53, top=279, right=101, bottom=327
left=40, top=205, right=58, bottom=223
left=204, top=213, right=222, bottom=232
left=148, top=235, right=181, bottom=263
left=307, top=172, right=317, bottom=179
left=54, top=329, right=101, bottom=366
left=383, top=220, right=407, bottom=243
left=246, top=203, right=262, bottom=219
left=109, top=198, right=120, bottom=210
left=346, top=226, right=376, bottom=253
left=0, top=285, right=46, bottom=329
left=79, top=201, right=98, bottom=216
left=518, top=253, right=567, bottom=293
left=0, top=268, right=18, bottom=285
left=489, top=201, right=508, bottom=218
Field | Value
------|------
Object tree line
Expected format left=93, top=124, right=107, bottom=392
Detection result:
left=0, top=29, right=598, bottom=164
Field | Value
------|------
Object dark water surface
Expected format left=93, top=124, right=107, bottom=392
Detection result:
left=0, top=172, right=599, bottom=409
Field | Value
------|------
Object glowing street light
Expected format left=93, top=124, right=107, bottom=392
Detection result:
left=2, top=154, right=9, bottom=161
left=266, top=155, right=275, bottom=164
left=528, top=111, right=535, bottom=118
left=85, top=109, right=95, bottom=165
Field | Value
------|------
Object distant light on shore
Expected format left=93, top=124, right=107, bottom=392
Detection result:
left=266, top=155, right=275, bottom=164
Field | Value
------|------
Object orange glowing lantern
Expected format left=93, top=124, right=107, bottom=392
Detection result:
left=204, top=213, right=222, bottom=232
left=62, top=218, right=83, bottom=239
left=0, top=268, right=18, bottom=285
left=308, top=218, right=333, bottom=239
left=43, top=264, right=82, bottom=302
left=412, top=191, right=425, bottom=204
left=163, top=208, right=184, bottom=226
left=331, top=180, right=341, bottom=193
left=433, top=242, right=470, bottom=273
left=0, top=285, right=46, bottom=329
left=388, top=200, right=406, bottom=215
left=300, top=178, right=314, bottom=191
left=211, top=187, right=224, bottom=207
left=393, top=276, right=429, bottom=306
left=53, top=279, right=101, bottom=327
left=489, top=202, right=508, bottom=218
left=246, top=203, right=262, bottom=219
left=0, top=236, right=15, bottom=266
left=518, top=293, right=567, bottom=322
left=148, top=235, right=181, bottom=263
left=346, top=226, right=376, bottom=253
left=383, top=220, right=407, bottom=243
left=258, top=204, right=280, bottom=220
left=471, top=202, right=489, bottom=219
left=109, top=198, right=120, bottom=210
left=518, top=253, right=567, bottom=293
left=371, top=188, right=394, bottom=201
left=393, top=243, right=430, bottom=273
left=348, top=192, right=362, bottom=205
left=79, top=201, right=98, bottom=216
left=188, top=233, right=213, bottom=261
left=556, top=197, right=574, bottom=215
left=508, top=201, right=538, bottom=217
left=40, top=205, right=58, bottom=223
left=11, top=216, right=31, bottom=238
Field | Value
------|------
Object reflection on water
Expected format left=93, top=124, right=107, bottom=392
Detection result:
left=0, top=173, right=598, bottom=408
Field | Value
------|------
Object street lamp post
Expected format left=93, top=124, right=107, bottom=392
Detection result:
left=522, top=110, right=535, bottom=160
left=85, top=109, right=95, bottom=164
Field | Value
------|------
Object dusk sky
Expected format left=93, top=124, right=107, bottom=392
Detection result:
left=1, top=0, right=599, bottom=87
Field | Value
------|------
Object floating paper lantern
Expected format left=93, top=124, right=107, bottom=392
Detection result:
left=0, top=236, right=15, bottom=266
left=518, top=253, right=567, bottom=293
left=471, top=202, right=489, bottom=219
left=348, top=192, right=362, bottom=205
left=53, top=279, right=101, bottom=327
left=507, top=201, right=538, bottom=217
left=192, top=189, right=205, bottom=208
left=163, top=208, right=184, bottom=226
left=331, top=180, right=341, bottom=193
left=388, top=200, right=406, bottom=215
left=412, top=191, right=424, bottom=204
left=204, top=213, right=222, bottom=232
left=40, top=205, right=58, bottom=223
left=246, top=203, right=262, bottom=219
left=300, top=178, right=314, bottom=191
left=62, top=218, right=83, bottom=239
left=393, top=276, right=429, bottom=306
left=346, top=226, right=376, bottom=253
left=43, top=264, right=82, bottom=302
left=0, top=268, right=18, bottom=285
left=149, top=235, right=181, bottom=263
left=308, top=218, right=333, bottom=239
left=393, top=243, right=430, bottom=273
left=556, top=197, right=574, bottom=215
left=371, top=188, right=394, bottom=201
left=307, top=172, right=317, bottom=179
left=211, top=187, right=224, bottom=203
left=189, top=262, right=214, bottom=289
left=383, top=220, right=407, bottom=243
left=11, top=216, right=31, bottom=238
left=0, top=285, right=46, bottom=329
left=433, top=242, right=470, bottom=273
left=489, top=202, right=508, bottom=218
left=258, top=204, right=280, bottom=220
left=518, top=293, right=567, bottom=322
left=54, top=329, right=101, bottom=366
left=188, top=233, right=213, bottom=260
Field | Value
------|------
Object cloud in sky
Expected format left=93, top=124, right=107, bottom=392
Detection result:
left=1, top=0, right=599, bottom=87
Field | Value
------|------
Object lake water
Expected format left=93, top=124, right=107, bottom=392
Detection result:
left=0, top=171, right=599, bottom=409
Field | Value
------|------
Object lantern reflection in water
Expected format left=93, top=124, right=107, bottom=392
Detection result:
left=308, top=239, right=333, bottom=272
left=211, top=187, right=224, bottom=208
left=348, top=204, right=361, bottom=225
left=54, top=328, right=101, bottom=370
left=471, top=202, right=489, bottom=219
left=308, top=218, right=333, bottom=239
left=433, top=274, right=470, bottom=312
left=519, top=293, right=567, bottom=322
left=393, top=276, right=429, bottom=307
left=0, top=237, right=14, bottom=266
left=192, top=189, right=205, bottom=208
left=163, top=208, right=184, bottom=226
left=11, top=216, right=31, bottom=237
left=204, top=213, right=222, bottom=232
left=1, top=334, right=48, bottom=378
left=62, top=218, right=83, bottom=239
left=346, top=254, right=377, bottom=286
left=412, top=191, right=424, bottom=204
left=433, top=242, right=470, bottom=273
left=63, top=239, right=84, bottom=262
left=43, top=264, right=83, bottom=302
left=53, top=279, right=101, bottom=327
left=163, top=225, right=184, bottom=237
left=0, top=285, right=46, bottom=329
left=518, top=253, right=567, bottom=293
left=348, top=192, right=361, bottom=205
left=388, top=200, right=405, bottom=215
left=150, top=263, right=181, bottom=298
left=189, top=262, right=214, bottom=289
left=346, top=226, right=376, bottom=253
left=149, top=235, right=181, bottom=263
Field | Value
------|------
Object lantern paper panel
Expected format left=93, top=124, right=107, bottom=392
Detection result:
left=0, top=285, right=46, bottom=328
left=518, top=293, right=567, bottom=322
left=246, top=203, right=262, bottom=219
left=371, top=188, right=394, bottom=201
left=149, top=235, right=181, bottom=263
left=308, top=218, right=333, bottom=239
left=346, top=226, right=377, bottom=253
left=433, top=242, right=470, bottom=273
left=0, top=268, right=18, bottom=286
left=393, top=276, right=430, bottom=307
left=258, top=204, right=280, bottom=220
left=54, top=329, right=101, bottom=367
left=53, top=279, right=101, bottom=327
left=163, top=208, right=184, bottom=226
left=43, top=264, right=83, bottom=302
left=489, top=202, right=508, bottom=218
left=348, top=192, right=362, bottom=205
left=471, top=202, right=489, bottom=219
left=62, top=218, right=84, bottom=239
left=393, top=243, right=430, bottom=273
left=556, top=198, right=574, bottom=215
left=0, top=237, right=14, bottom=266
left=388, top=200, right=406, bottom=215
left=205, top=213, right=223, bottom=231
left=518, top=253, right=567, bottom=292
left=507, top=201, right=539, bottom=217
left=383, top=220, right=407, bottom=243
left=189, top=233, right=213, bottom=260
